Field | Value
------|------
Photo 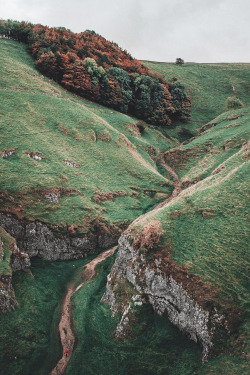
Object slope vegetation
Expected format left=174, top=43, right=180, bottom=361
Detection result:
left=110, top=107, right=250, bottom=372
left=0, top=38, right=249, bottom=375
left=0, top=21, right=190, bottom=126
left=132, top=107, right=249, bottom=307
left=0, top=39, right=173, bottom=235
left=144, top=60, right=250, bottom=139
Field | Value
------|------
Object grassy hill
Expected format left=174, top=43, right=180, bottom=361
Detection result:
left=144, top=61, right=250, bottom=139
left=0, top=39, right=249, bottom=375
left=124, top=107, right=250, bottom=373
left=0, top=39, right=175, bottom=234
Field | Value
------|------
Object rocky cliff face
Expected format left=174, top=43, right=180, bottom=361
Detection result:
left=102, top=234, right=224, bottom=361
left=0, top=274, right=16, bottom=313
left=0, top=213, right=119, bottom=261
left=0, top=227, right=30, bottom=313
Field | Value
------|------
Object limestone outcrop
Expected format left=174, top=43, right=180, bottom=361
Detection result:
left=102, top=234, right=224, bottom=361
left=0, top=213, right=119, bottom=261
left=0, top=227, right=30, bottom=313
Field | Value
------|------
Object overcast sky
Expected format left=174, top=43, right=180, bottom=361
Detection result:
left=1, top=0, right=250, bottom=62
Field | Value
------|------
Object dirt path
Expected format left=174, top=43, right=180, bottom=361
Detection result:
left=159, top=152, right=182, bottom=199
left=131, top=154, right=182, bottom=226
left=50, top=246, right=117, bottom=375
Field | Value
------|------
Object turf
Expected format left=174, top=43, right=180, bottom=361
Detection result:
left=0, top=256, right=93, bottom=375
left=143, top=61, right=250, bottom=139
left=0, top=39, right=249, bottom=375
left=66, top=254, right=202, bottom=375
left=164, top=107, right=250, bottom=183
left=0, top=39, right=173, bottom=232
left=128, top=109, right=250, bottom=372
left=132, top=108, right=250, bottom=308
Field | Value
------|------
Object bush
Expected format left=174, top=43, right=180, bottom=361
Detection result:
left=0, top=19, right=191, bottom=127
left=136, top=121, right=146, bottom=134
left=226, top=96, right=244, bottom=110
left=176, top=58, right=184, bottom=65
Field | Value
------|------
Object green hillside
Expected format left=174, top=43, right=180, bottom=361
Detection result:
left=0, top=39, right=174, bottom=233
left=125, top=107, right=250, bottom=373
left=0, top=38, right=249, bottom=375
left=144, top=61, right=250, bottom=139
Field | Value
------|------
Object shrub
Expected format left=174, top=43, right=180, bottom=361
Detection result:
left=176, top=58, right=184, bottom=65
left=136, top=121, right=146, bottom=135
left=226, top=96, right=244, bottom=110
left=0, top=19, right=191, bottom=127
left=139, top=220, right=165, bottom=252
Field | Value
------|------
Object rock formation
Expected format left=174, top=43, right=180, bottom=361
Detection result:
left=102, top=234, right=224, bottom=361
left=0, top=227, right=30, bottom=313
left=0, top=213, right=119, bottom=261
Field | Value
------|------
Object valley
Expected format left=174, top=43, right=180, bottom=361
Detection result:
left=0, top=35, right=249, bottom=375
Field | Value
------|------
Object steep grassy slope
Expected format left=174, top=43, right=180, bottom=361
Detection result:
left=0, top=39, right=173, bottom=233
left=1, top=39, right=249, bottom=375
left=135, top=111, right=249, bottom=308
left=144, top=61, right=250, bottom=139
left=122, top=108, right=249, bottom=372
left=66, top=109, right=249, bottom=375
left=163, top=107, right=250, bottom=184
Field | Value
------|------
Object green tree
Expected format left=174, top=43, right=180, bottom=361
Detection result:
left=84, top=58, right=107, bottom=85
left=176, top=57, right=184, bottom=65
left=107, top=67, right=132, bottom=112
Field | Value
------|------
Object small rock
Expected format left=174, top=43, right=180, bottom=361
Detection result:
left=1, top=149, right=15, bottom=158
left=44, top=193, right=60, bottom=203
left=26, top=152, right=43, bottom=160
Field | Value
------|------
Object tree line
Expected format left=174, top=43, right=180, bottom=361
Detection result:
left=0, top=20, right=191, bottom=126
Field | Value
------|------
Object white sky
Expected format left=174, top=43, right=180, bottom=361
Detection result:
left=1, top=0, right=250, bottom=62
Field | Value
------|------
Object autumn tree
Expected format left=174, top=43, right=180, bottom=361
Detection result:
left=0, top=20, right=191, bottom=127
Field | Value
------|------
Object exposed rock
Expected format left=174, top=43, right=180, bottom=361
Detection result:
left=44, top=192, right=60, bottom=203
left=0, top=213, right=119, bottom=261
left=11, top=243, right=31, bottom=272
left=199, top=122, right=218, bottom=134
left=0, top=227, right=30, bottom=313
left=0, top=275, right=16, bottom=313
left=26, top=152, right=43, bottom=160
left=64, top=160, right=80, bottom=168
left=102, top=234, right=224, bottom=361
left=1, top=149, right=16, bottom=158
left=115, top=303, right=131, bottom=338
left=101, top=274, right=117, bottom=316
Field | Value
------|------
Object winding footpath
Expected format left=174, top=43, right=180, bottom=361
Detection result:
left=50, top=246, right=117, bottom=375
left=154, top=152, right=182, bottom=209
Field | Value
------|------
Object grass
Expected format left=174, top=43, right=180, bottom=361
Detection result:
left=127, top=109, right=250, bottom=372
left=132, top=108, right=250, bottom=310
left=0, top=39, right=250, bottom=375
left=67, top=254, right=202, bottom=375
left=0, top=253, right=203, bottom=375
left=164, top=107, right=250, bottom=183
left=0, top=256, right=93, bottom=375
left=143, top=61, right=250, bottom=139
left=0, top=39, right=173, bottom=232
